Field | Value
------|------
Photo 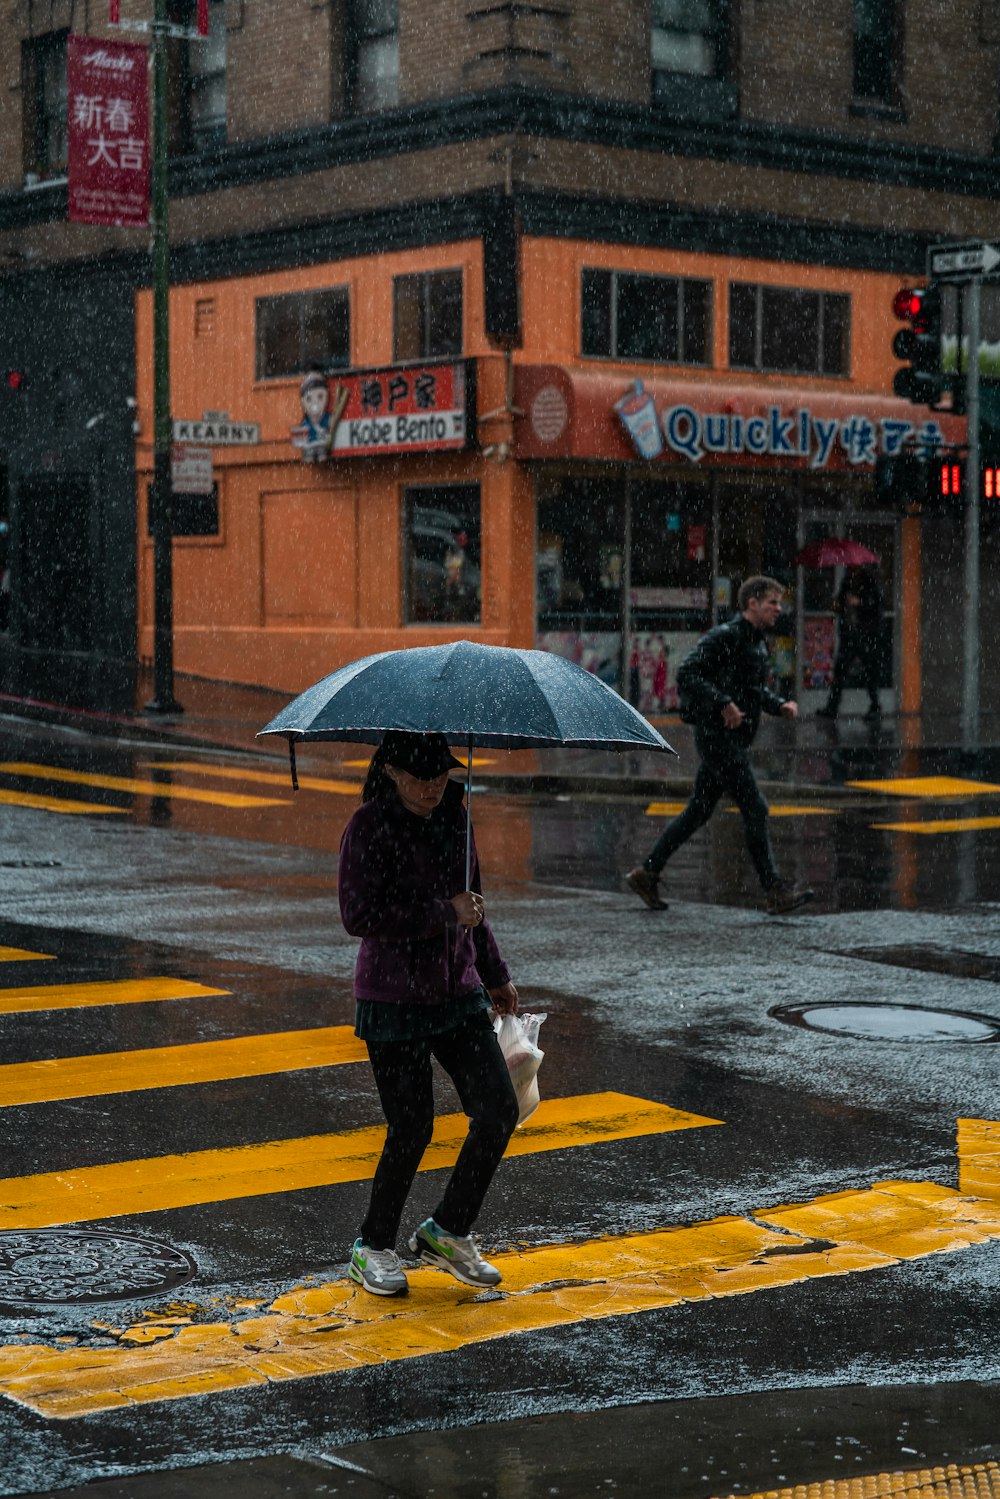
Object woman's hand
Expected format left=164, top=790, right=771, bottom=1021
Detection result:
left=489, top=981, right=519, bottom=1015
left=451, top=891, right=485, bottom=926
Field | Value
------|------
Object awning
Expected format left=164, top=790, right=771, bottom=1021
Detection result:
left=512, top=365, right=967, bottom=474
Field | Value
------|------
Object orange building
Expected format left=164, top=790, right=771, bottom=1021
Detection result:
left=135, top=233, right=964, bottom=715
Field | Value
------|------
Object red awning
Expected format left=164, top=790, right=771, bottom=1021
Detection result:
left=512, top=365, right=967, bottom=473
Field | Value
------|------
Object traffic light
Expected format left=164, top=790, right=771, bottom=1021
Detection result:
left=938, top=455, right=965, bottom=505
left=892, top=285, right=943, bottom=405
left=2, top=370, right=25, bottom=392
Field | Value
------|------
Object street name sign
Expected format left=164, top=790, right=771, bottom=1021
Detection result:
left=172, top=418, right=259, bottom=444
left=928, top=241, right=1000, bottom=281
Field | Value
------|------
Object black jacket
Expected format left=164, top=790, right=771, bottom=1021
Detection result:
left=677, top=613, right=787, bottom=748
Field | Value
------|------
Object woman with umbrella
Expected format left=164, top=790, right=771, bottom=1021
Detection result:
left=338, top=729, right=520, bottom=1297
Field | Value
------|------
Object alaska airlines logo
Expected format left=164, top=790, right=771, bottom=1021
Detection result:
left=82, top=49, right=136, bottom=72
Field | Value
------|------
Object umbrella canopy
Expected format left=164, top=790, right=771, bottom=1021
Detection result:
left=793, top=536, right=881, bottom=568
left=259, top=640, right=676, bottom=884
left=258, top=640, right=675, bottom=752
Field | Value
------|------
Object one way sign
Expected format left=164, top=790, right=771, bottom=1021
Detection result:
left=928, top=241, right=1000, bottom=281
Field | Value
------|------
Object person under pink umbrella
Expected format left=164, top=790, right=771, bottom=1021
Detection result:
left=816, top=566, right=886, bottom=721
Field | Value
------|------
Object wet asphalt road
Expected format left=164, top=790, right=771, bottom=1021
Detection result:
left=0, top=720, right=998, bottom=1495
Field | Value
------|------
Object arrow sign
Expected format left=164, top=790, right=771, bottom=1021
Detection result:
left=929, top=241, right=1000, bottom=281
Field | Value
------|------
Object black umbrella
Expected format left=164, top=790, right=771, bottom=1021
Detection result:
left=258, top=639, right=676, bottom=882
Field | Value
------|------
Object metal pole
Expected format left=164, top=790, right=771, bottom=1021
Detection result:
left=620, top=474, right=632, bottom=700
left=145, top=0, right=182, bottom=713
left=961, top=277, right=980, bottom=757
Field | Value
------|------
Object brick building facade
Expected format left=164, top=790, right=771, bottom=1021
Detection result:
left=0, top=0, right=994, bottom=715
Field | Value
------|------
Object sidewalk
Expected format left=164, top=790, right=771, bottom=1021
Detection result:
left=2, top=670, right=999, bottom=801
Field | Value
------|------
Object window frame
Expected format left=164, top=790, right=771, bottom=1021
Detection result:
left=22, top=29, right=69, bottom=180
left=580, top=267, right=713, bottom=367
left=167, top=0, right=227, bottom=153
left=346, top=0, right=400, bottom=116
left=254, top=286, right=352, bottom=382
left=851, top=0, right=902, bottom=110
left=650, top=0, right=729, bottom=81
left=392, top=269, right=464, bottom=363
left=402, top=482, right=482, bottom=627
left=727, top=282, right=852, bottom=378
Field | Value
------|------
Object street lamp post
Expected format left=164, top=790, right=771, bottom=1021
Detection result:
left=145, top=0, right=182, bottom=714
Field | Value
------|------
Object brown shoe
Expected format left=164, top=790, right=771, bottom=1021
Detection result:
left=766, top=881, right=815, bottom=916
left=626, top=867, right=668, bottom=911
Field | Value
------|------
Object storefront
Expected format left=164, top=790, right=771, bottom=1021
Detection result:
left=516, top=366, right=965, bottom=716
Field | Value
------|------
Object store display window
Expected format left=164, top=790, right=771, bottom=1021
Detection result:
left=403, top=483, right=481, bottom=624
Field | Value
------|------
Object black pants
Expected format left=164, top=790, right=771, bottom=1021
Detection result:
left=644, top=737, right=779, bottom=891
left=827, top=630, right=880, bottom=710
left=360, top=1008, right=519, bottom=1251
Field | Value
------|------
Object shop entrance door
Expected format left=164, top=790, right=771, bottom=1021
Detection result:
left=797, top=510, right=898, bottom=713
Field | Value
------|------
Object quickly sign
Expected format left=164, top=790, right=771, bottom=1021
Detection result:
left=655, top=403, right=947, bottom=469
left=67, top=36, right=149, bottom=228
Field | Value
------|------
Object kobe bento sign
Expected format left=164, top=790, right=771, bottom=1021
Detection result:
left=291, top=361, right=473, bottom=461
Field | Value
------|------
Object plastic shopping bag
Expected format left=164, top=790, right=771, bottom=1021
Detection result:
left=494, top=1011, right=546, bottom=1125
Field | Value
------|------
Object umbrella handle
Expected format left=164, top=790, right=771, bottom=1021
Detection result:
left=465, top=731, right=473, bottom=889
left=289, top=739, right=299, bottom=792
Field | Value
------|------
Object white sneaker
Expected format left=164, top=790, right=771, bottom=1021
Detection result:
left=407, top=1217, right=502, bottom=1287
left=348, top=1238, right=408, bottom=1296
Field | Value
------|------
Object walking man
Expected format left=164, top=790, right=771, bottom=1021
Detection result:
left=816, top=566, right=885, bottom=721
left=626, top=576, right=815, bottom=917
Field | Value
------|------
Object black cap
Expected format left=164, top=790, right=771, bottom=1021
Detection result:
left=381, top=731, right=462, bottom=780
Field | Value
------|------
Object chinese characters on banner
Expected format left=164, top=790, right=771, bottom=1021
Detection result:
left=67, top=35, right=149, bottom=228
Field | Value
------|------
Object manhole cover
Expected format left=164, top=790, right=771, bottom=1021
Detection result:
left=770, top=1001, right=1000, bottom=1044
left=0, top=1230, right=196, bottom=1305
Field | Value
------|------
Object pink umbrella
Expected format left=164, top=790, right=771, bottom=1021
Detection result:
left=793, top=536, right=881, bottom=568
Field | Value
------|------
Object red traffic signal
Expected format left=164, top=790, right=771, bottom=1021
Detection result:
left=892, top=288, right=923, bottom=321
left=3, top=370, right=25, bottom=392
left=892, top=284, right=942, bottom=405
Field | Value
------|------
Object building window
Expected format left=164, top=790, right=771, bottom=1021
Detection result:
left=147, top=484, right=219, bottom=537
left=348, top=0, right=400, bottom=115
left=255, top=288, right=351, bottom=380
left=853, top=0, right=898, bottom=104
left=22, top=30, right=68, bottom=179
left=652, top=0, right=726, bottom=80
left=729, top=283, right=851, bottom=377
left=581, top=269, right=712, bottom=365
left=393, top=271, right=463, bottom=362
left=169, top=0, right=226, bottom=151
left=404, top=485, right=481, bottom=625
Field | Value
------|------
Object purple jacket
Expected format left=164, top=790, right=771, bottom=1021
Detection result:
left=338, top=780, right=511, bottom=1006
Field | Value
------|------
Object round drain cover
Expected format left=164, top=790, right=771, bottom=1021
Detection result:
left=0, top=1229, right=196, bottom=1305
left=770, top=1001, right=1000, bottom=1043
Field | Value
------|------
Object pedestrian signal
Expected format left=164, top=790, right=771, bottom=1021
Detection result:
left=984, top=465, right=1000, bottom=501
left=892, top=284, right=943, bottom=406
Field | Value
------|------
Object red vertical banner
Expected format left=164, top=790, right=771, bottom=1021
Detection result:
left=67, top=35, right=149, bottom=228
left=198, top=0, right=210, bottom=35
left=109, top=1, right=120, bottom=22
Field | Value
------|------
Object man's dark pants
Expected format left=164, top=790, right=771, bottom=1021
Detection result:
left=643, top=731, right=780, bottom=891
left=827, top=628, right=880, bottom=711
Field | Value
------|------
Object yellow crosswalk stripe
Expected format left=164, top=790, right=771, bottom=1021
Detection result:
left=0, top=1026, right=368, bottom=1107
left=1, top=1172, right=996, bottom=1419
left=0, top=1093, right=720, bottom=1230
left=712, top=1460, right=1000, bottom=1499
left=646, top=801, right=836, bottom=818
left=850, top=775, right=1000, bottom=798
left=0, top=787, right=127, bottom=816
left=0, top=977, right=229, bottom=1016
left=0, top=762, right=288, bottom=810
left=142, top=761, right=362, bottom=795
left=872, top=816, right=1000, bottom=835
left=0, top=947, right=54, bottom=963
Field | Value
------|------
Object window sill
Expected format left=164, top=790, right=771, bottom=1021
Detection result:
left=23, top=173, right=67, bottom=191
left=651, top=73, right=738, bottom=124
left=848, top=99, right=907, bottom=124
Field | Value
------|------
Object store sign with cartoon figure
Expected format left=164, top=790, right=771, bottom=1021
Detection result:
left=291, top=362, right=472, bottom=461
